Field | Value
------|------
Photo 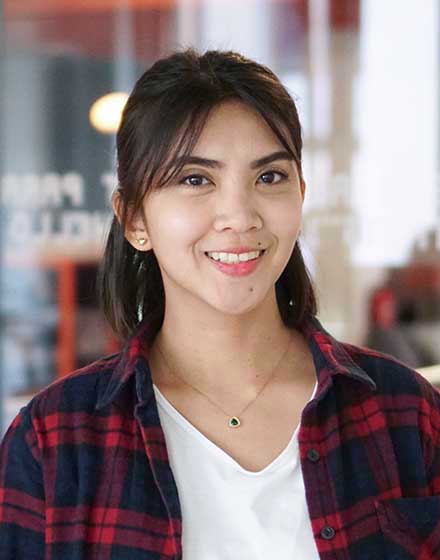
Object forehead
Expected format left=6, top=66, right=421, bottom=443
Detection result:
left=192, top=99, right=288, bottom=154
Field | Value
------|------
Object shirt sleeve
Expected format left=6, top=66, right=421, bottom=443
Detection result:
left=416, top=375, right=440, bottom=494
left=0, top=405, right=45, bottom=558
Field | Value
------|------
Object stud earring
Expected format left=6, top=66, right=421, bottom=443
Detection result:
left=289, top=299, right=294, bottom=307
left=137, top=238, right=147, bottom=246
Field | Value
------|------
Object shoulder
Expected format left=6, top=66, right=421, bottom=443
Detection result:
left=17, top=352, right=123, bottom=427
left=343, top=341, right=439, bottom=398
left=340, top=341, right=440, bottom=439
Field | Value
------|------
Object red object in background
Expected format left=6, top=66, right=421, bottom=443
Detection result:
left=57, top=261, right=77, bottom=377
left=406, top=265, right=440, bottom=291
left=57, top=260, right=121, bottom=376
left=4, top=256, right=120, bottom=380
left=5, top=0, right=360, bottom=63
left=369, top=287, right=397, bottom=329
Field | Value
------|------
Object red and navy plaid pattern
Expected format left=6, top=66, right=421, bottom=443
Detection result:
left=1, top=314, right=440, bottom=559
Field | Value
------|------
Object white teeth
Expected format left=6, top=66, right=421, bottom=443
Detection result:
left=206, top=250, right=263, bottom=263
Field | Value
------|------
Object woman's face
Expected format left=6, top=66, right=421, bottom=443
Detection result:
left=126, top=99, right=305, bottom=317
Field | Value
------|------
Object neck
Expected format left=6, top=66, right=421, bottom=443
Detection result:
left=147, top=293, right=309, bottom=399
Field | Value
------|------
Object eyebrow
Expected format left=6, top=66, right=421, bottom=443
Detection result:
left=172, top=150, right=295, bottom=170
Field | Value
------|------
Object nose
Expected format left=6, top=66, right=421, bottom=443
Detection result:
left=212, top=188, right=263, bottom=233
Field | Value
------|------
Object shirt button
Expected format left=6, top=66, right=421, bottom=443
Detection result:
left=321, top=526, right=335, bottom=540
left=307, top=448, right=320, bottom=462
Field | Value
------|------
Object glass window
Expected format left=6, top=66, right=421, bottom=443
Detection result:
left=2, top=0, right=439, bottom=432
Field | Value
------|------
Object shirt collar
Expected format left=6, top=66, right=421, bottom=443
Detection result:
left=302, top=315, right=376, bottom=391
left=95, top=318, right=155, bottom=411
left=95, top=313, right=376, bottom=411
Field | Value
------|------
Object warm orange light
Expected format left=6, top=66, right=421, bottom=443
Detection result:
left=5, top=0, right=177, bottom=17
left=89, top=92, right=129, bottom=134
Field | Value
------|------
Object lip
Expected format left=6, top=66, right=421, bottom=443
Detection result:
left=205, top=249, right=265, bottom=277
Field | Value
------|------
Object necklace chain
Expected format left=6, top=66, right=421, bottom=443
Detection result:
left=155, top=335, right=293, bottom=428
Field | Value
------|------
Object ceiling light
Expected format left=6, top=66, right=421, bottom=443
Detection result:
left=89, top=92, right=129, bottom=134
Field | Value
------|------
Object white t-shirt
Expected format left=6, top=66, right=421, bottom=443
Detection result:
left=153, top=381, right=320, bottom=560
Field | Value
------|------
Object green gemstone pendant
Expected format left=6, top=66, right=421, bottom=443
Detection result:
left=228, top=416, right=241, bottom=428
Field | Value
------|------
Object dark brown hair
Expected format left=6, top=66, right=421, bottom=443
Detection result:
left=98, top=48, right=317, bottom=343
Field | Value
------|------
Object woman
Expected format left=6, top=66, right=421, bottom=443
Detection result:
left=1, top=48, right=440, bottom=560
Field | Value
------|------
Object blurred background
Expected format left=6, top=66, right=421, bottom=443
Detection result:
left=1, top=0, right=440, bottom=433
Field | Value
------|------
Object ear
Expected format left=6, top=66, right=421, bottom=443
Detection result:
left=300, top=178, right=306, bottom=201
left=112, top=190, right=152, bottom=252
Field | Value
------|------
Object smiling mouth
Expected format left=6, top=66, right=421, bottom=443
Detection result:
left=204, top=250, right=266, bottom=263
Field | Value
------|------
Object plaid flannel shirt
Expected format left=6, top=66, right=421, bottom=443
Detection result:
left=1, top=314, right=440, bottom=559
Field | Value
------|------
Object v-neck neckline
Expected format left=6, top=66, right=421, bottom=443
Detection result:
left=152, top=381, right=317, bottom=476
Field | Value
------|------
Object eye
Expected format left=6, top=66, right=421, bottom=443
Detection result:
left=177, top=169, right=289, bottom=188
left=258, top=169, right=289, bottom=184
left=179, top=174, right=211, bottom=187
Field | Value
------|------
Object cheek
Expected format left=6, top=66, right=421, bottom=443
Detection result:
left=172, top=206, right=209, bottom=237
left=149, top=204, right=208, bottom=249
left=271, top=199, right=302, bottom=237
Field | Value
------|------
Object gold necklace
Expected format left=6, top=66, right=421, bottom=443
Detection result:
left=155, top=335, right=294, bottom=429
